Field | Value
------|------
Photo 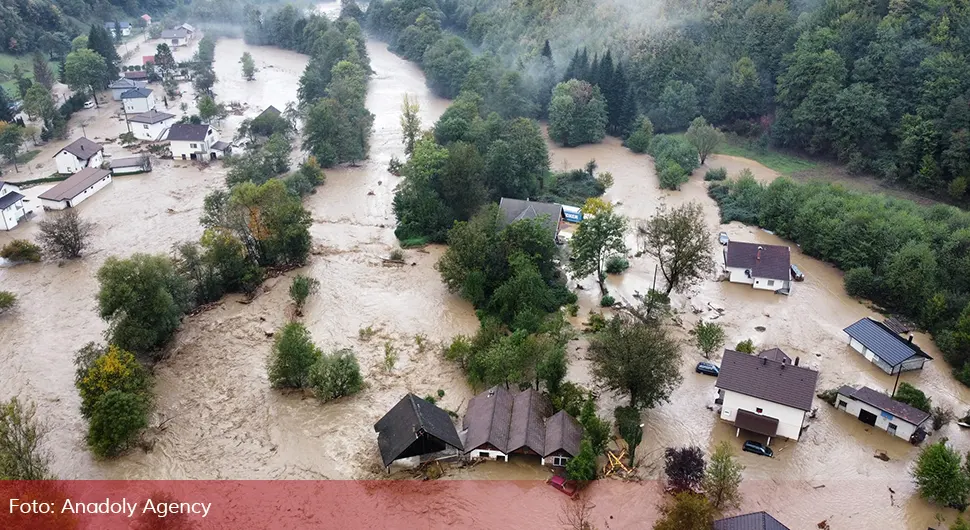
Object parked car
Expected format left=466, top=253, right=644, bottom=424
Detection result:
left=547, top=476, right=577, bottom=497
left=696, top=362, right=720, bottom=376
left=790, top=264, right=805, bottom=281
left=742, top=440, right=773, bottom=457
left=718, top=232, right=730, bottom=245
left=83, top=100, right=96, bottom=109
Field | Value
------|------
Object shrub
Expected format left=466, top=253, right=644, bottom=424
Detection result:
left=735, top=339, right=755, bottom=353
left=74, top=345, right=151, bottom=419
left=600, top=294, right=616, bottom=307
left=626, top=116, right=654, bottom=154
left=289, top=275, right=320, bottom=314
left=817, top=388, right=839, bottom=406
left=383, top=341, right=397, bottom=371
left=389, top=249, right=404, bottom=261
left=565, top=438, right=598, bottom=481
left=586, top=311, right=607, bottom=332
left=949, top=176, right=968, bottom=200
left=704, top=167, right=727, bottom=181
left=86, top=390, right=149, bottom=458
left=605, top=256, right=630, bottom=274
left=311, top=349, right=364, bottom=402
left=566, top=303, right=579, bottom=317
left=0, top=240, right=42, bottom=262
left=437, top=389, right=445, bottom=398
left=649, top=134, right=700, bottom=174
left=694, top=321, right=726, bottom=359
left=894, top=382, right=931, bottom=412
left=659, top=161, right=689, bottom=190
left=0, top=291, right=16, bottom=313
left=267, top=322, right=321, bottom=389
left=37, top=210, right=93, bottom=260
left=844, top=266, right=880, bottom=299
left=932, top=406, right=953, bottom=431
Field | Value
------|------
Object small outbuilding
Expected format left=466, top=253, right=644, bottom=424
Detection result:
left=835, top=385, right=930, bottom=443
left=724, top=241, right=792, bottom=295
left=498, top=197, right=565, bottom=242
left=843, top=317, right=932, bottom=374
left=53, top=138, right=103, bottom=175
left=110, top=156, right=152, bottom=175
left=141, top=14, right=152, bottom=25
left=127, top=110, right=176, bottom=141
left=109, top=78, right=147, bottom=100
left=124, top=70, right=149, bottom=82
left=121, top=88, right=156, bottom=113
left=0, top=181, right=27, bottom=231
left=374, top=393, right=463, bottom=473
left=714, top=511, right=790, bottom=530
left=39, top=168, right=112, bottom=210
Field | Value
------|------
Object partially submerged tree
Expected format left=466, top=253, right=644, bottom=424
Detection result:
left=268, top=322, right=321, bottom=389
left=0, top=291, right=15, bottom=314
left=912, top=439, right=970, bottom=510
left=894, top=382, right=932, bottom=413
left=703, top=441, right=744, bottom=510
left=0, top=240, right=41, bottom=263
left=693, top=321, right=726, bottom=359
left=565, top=438, right=598, bottom=482
left=400, top=94, right=421, bottom=156
left=0, top=397, right=54, bottom=479
left=64, top=49, right=107, bottom=107
left=653, top=493, right=715, bottom=530
left=240, top=52, right=256, bottom=80
left=639, top=203, right=714, bottom=295
left=685, top=116, right=723, bottom=165
left=0, top=122, right=24, bottom=173
left=615, top=406, right=642, bottom=467
left=664, top=446, right=706, bottom=492
left=569, top=199, right=627, bottom=294
left=289, top=275, right=320, bottom=315
left=37, top=210, right=93, bottom=259
left=310, top=349, right=364, bottom=402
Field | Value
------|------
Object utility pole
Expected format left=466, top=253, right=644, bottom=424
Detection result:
left=891, top=367, right=902, bottom=397
left=122, top=102, right=131, bottom=133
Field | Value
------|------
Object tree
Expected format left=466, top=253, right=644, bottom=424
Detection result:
left=154, top=44, right=176, bottom=76
left=0, top=239, right=41, bottom=262
left=569, top=200, right=627, bottom=293
left=735, top=339, right=755, bottom=354
left=422, top=36, right=472, bottom=99
left=685, top=117, right=723, bottom=165
left=96, top=254, right=192, bottom=354
left=565, top=438, right=597, bottom=482
left=0, top=89, right=14, bottom=123
left=267, top=322, right=321, bottom=389
left=23, top=85, right=55, bottom=121
left=241, top=52, right=256, bottom=80
left=32, top=51, right=55, bottom=90
left=86, top=390, right=149, bottom=457
left=587, top=316, right=683, bottom=410
left=639, top=203, right=713, bottom=295
left=894, top=382, right=932, bottom=412
left=650, top=81, right=699, bottom=132
left=289, top=275, right=320, bottom=315
left=912, top=439, right=970, bottom=510
left=548, top=79, right=608, bottom=146
left=664, top=446, right=706, bottom=492
left=693, top=321, right=726, bottom=359
left=64, top=49, right=107, bottom=107
left=0, top=398, right=54, bottom=479
left=626, top=116, right=653, bottom=153
left=74, top=345, right=151, bottom=418
left=400, top=94, right=421, bottom=156
left=37, top=210, right=92, bottom=259
left=703, top=441, right=744, bottom=510
left=615, top=406, right=642, bottom=467
left=192, top=65, right=217, bottom=98
left=0, top=291, right=15, bottom=313
left=310, top=349, right=364, bottom=402
left=653, top=493, right=715, bottom=530
left=952, top=517, right=970, bottom=530
left=0, top=122, right=24, bottom=172
left=87, top=25, right=120, bottom=82
left=197, top=95, right=226, bottom=123
left=579, top=400, right=611, bottom=455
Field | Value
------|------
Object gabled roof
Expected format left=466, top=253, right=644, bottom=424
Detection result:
left=464, top=386, right=514, bottom=453
left=498, top=197, right=563, bottom=238
left=714, top=511, right=790, bottom=530
left=715, top=349, right=819, bottom=411
left=837, top=385, right=931, bottom=426
left=54, top=138, right=103, bottom=160
left=110, top=156, right=148, bottom=169
left=160, top=29, right=188, bottom=39
left=256, top=106, right=282, bottom=120
left=141, top=14, right=151, bottom=21
left=124, top=71, right=148, bottom=80
left=844, top=318, right=932, bottom=367
left=724, top=241, right=791, bottom=281
left=104, top=21, right=131, bottom=29
left=758, top=348, right=791, bottom=364
left=0, top=191, right=24, bottom=210
left=211, top=141, right=231, bottom=151
left=507, top=388, right=552, bottom=454
left=167, top=123, right=212, bottom=141
left=374, top=394, right=462, bottom=468
left=121, top=88, right=153, bottom=99
left=543, top=410, right=583, bottom=458
left=179, top=23, right=196, bottom=32
left=108, top=78, right=139, bottom=89
left=39, top=168, right=111, bottom=202
left=127, top=110, right=175, bottom=124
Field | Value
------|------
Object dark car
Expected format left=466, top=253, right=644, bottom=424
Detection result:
left=742, top=440, right=773, bottom=457
left=695, top=362, right=719, bottom=376
left=790, top=264, right=805, bottom=281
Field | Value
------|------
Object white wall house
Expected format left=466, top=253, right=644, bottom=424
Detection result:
left=0, top=181, right=26, bottom=231
left=167, top=124, right=230, bottom=160
left=160, top=29, right=188, bottom=47
left=127, top=110, right=175, bottom=141
left=39, top=168, right=112, bottom=210
left=121, top=88, right=156, bottom=113
left=53, top=138, right=104, bottom=175
left=104, top=22, right=131, bottom=37
left=835, top=386, right=931, bottom=442
left=724, top=241, right=792, bottom=295
left=843, top=317, right=932, bottom=374
left=109, top=78, right=147, bottom=100
left=715, top=349, right=819, bottom=444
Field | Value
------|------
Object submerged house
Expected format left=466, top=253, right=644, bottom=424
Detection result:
left=39, top=168, right=112, bottom=210
left=166, top=124, right=230, bottom=160
left=843, top=317, right=932, bottom=374
left=53, top=138, right=103, bottom=175
left=498, top=198, right=566, bottom=242
left=121, top=88, right=156, bottom=113
left=462, top=386, right=583, bottom=467
left=0, top=181, right=27, bottom=231
left=835, top=385, right=931, bottom=443
left=374, top=394, right=463, bottom=473
left=724, top=241, right=792, bottom=295
left=715, top=349, right=819, bottom=444
left=127, top=110, right=175, bottom=141
left=714, top=512, right=790, bottom=530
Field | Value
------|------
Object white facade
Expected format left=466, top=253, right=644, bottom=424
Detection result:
left=110, top=81, right=147, bottom=100
left=727, top=266, right=792, bottom=294
left=835, top=391, right=923, bottom=441
left=55, top=149, right=103, bottom=175
left=719, top=390, right=808, bottom=441
left=170, top=127, right=219, bottom=160
left=0, top=183, right=25, bottom=231
left=123, top=92, right=156, bottom=113
left=130, top=118, right=172, bottom=141
left=848, top=337, right=927, bottom=374
left=468, top=447, right=508, bottom=462
left=41, top=174, right=112, bottom=210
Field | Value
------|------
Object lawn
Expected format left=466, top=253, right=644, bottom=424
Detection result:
left=0, top=53, right=61, bottom=100
left=670, top=132, right=818, bottom=176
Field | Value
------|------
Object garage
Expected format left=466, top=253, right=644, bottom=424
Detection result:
left=858, top=409, right=878, bottom=426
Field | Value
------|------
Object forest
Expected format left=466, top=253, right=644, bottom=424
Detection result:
left=365, top=0, right=970, bottom=201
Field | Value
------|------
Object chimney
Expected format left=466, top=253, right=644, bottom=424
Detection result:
left=762, top=357, right=766, bottom=365
left=794, top=356, right=800, bottom=366
left=908, top=335, right=914, bottom=344
left=756, top=246, right=763, bottom=261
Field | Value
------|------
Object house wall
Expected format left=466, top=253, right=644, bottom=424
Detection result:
left=67, top=173, right=112, bottom=208
left=541, top=449, right=573, bottom=467
left=727, top=267, right=792, bottom=294
left=835, top=392, right=922, bottom=441
left=848, top=337, right=915, bottom=374
left=124, top=93, right=156, bottom=113
left=467, top=445, right=508, bottom=462
left=131, top=120, right=171, bottom=141
left=169, top=37, right=185, bottom=47
left=111, top=165, right=144, bottom=175
left=719, top=390, right=807, bottom=441
left=171, top=129, right=218, bottom=160
left=55, top=151, right=82, bottom=174
left=727, top=267, right=754, bottom=285
left=899, top=357, right=928, bottom=372
left=1, top=200, right=24, bottom=231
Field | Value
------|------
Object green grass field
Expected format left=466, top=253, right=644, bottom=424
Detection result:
left=0, top=53, right=61, bottom=99
left=669, top=132, right=818, bottom=176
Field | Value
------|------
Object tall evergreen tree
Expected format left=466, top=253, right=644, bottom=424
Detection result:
left=87, top=25, right=121, bottom=85
left=588, top=54, right=599, bottom=86
left=564, top=50, right=581, bottom=82
left=541, top=40, right=552, bottom=59
left=577, top=48, right=589, bottom=81
left=32, top=52, right=55, bottom=91
left=0, top=88, right=14, bottom=122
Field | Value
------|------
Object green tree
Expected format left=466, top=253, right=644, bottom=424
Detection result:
left=289, top=275, right=320, bottom=315
left=735, top=339, right=755, bottom=354
left=268, top=322, right=321, bottom=389
left=653, top=493, right=715, bottom=530
left=71, top=35, right=88, bottom=52
left=548, top=79, right=608, bottom=146
left=912, top=439, right=970, bottom=510
left=693, top=321, right=726, bottom=359
left=74, top=345, right=151, bottom=418
left=565, top=438, right=597, bottom=482
left=23, top=84, right=56, bottom=121
left=87, top=25, right=120, bottom=82
left=0, top=122, right=24, bottom=173
left=685, top=117, right=723, bottom=165
left=310, top=349, right=364, bottom=402
left=0, top=291, right=15, bottom=313
left=197, top=95, right=226, bottom=123
left=154, top=44, right=176, bottom=76
left=569, top=201, right=627, bottom=293
left=86, top=390, right=148, bottom=458
left=588, top=316, right=683, bottom=410
left=241, top=52, right=256, bottom=80
left=64, top=49, right=107, bottom=107
left=615, top=406, right=642, bottom=467
left=625, top=116, right=653, bottom=153
left=0, top=398, right=54, bottom=479
left=650, top=80, right=699, bottom=132
left=894, top=382, right=932, bottom=413
left=639, top=202, right=714, bottom=295
left=422, top=36, right=473, bottom=99
left=400, top=94, right=421, bottom=156
left=227, top=179, right=312, bottom=266
left=703, top=441, right=744, bottom=510
left=37, top=210, right=93, bottom=259
left=31, top=51, right=55, bottom=90
left=579, top=399, right=611, bottom=455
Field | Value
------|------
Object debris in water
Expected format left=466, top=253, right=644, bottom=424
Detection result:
left=817, top=520, right=830, bottom=530
left=367, top=191, right=375, bottom=195
left=755, top=326, right=766, bottom=332
left=377, top=180, right=382, bottom=185
left=813, top=484, right=825, bottom=489
left=874, top=451, right=890, bottom=461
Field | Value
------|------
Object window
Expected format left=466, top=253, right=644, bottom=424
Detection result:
left=837, top=400, right=847, bottom=409
left=756, top=407, right=763, bottom=413
left=143, top=124, right=149, bottom=129
left=767, top=280, right=775, bottom=287
left=552, top=456, right=569, bottom=466
left=190, top=143, right=198, bottom=148
left=478, top=451, right=489, bottom=459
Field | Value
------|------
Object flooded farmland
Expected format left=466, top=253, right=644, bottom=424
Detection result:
left=0, top=13, right=968, bottom=529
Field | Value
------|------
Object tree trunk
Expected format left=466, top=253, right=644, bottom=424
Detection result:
left=91, top=87, right=99, bottom=108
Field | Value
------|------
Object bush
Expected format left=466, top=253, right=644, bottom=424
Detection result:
left=626, top=116, right=654, bottom=154
left=389, top=249, right=404, bottom=261
left=605, top=256, right=630, bottom=274
left=565, top=438, right=598, bottom=481
left=37, top=210, right=93, bottom=260
left=817, top=388, right=839, bottom=406
left=267, top=322, right=321, bottom=389
left=0, top=240, right=42, bottom=262
left=659, top=161, right=689, bottom=190
left=704, top=167, right=727, bottom=181
left=649, top=135, right=700, bottom=174
left=289, top=275, right=320, bottom=314
left=894, top=382, right=931, bottom=412
left=600, top=294, right=616, bottom=307
left=586, top=311, right=607, bottom=332
left=74, top=345, right=151, bottom=419
left=86, top=390, right=149, bottom=458
left=310, top=349, right=364, bottom=402
left=932, top=406, right=953, bottom=430
left=735, top=339, right=755, bottom=353
left=844, top=266, right=880, bottom=299
left=0, top=291, right=15, bottom=313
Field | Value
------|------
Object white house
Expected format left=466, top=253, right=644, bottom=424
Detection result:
left=167, top=124, right=231, bottom=160
left=835, top=385, right=931, bottom=443
left=160, top=29, right=189, bottom=47
left=108, top=78, right=147, bottom=100
left=724, top=241, right=792, bottom=295
left=843, top=317, right=933, bottom=374
left=121, top=88, right=156, bottom=113
left=104, top=21, right=131, bottom=37
left=127, top=110, right=176, bottom=141
left=178, top=23, right=196, bottom=39
left=0, top=181, right=27, bottom=231
left=53, top=138, right=104, bottom=175
left=39, top=168, right=112, bottom=210
left=715, top=349, right=819, bottom=444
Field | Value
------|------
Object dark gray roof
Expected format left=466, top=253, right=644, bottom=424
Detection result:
left=463, top=386, right=514, bottom=454
left=257, top=106, right=282, bottom=120
left=167, top=124, right=211, bottom=142
left=110, top=156, right=148, bottom=169
left=837, top=386, right=931, bottom=426
left=104, top=21, right=131, bottom=28
left=128, top=110, right=175, bottom=124
left=124, top=71, right=149, bottom=80
left=498, top=197, right=563, bottom=238
left=543, top=410, right=583, bottom=458
left=160, top=29, right=188, bottom=39
left=121, top=88, right=153, bottom=99
left=714, top=512, right=790, bottom=530
left=54, top=138, right=102, bottom=160
left=844, top=318, right=932, bottom=366
left=109, top=78, right=139, bottom=89
left=39, top=168, right=111, bottom=201
left=211, top=141, right=231, bottom=151
left=715, top=349, right=819, bottom=411
left=374, top=394, right=462, bottom=468
left=0, top=191, right=24, bottom=210
left=758, top=348, right=791, bottom=364
left=507, top=388, right=552, bottom=454
left=724, top=241, right=791, bottom=281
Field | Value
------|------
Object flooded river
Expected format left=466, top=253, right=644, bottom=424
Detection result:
left=1, top=14, right=968, bottom=528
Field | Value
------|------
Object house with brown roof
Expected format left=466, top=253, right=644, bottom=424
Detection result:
left=498, top=198, right=565, bottom=242
left=715, top=349, right=819, bottom=444
left=462, top=386, right=583, bottom=467
left=724, top=241, right=792, bottom=295
left=374, top=393, right=463, bottom=473
left=39, top=168, right=112, bottom=210
left=835, top=385, right=931, bottom=443
left=53, top=138, right=103, bottom=175
left=714, top=511, right=790, bottom=530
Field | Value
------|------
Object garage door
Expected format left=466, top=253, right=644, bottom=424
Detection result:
left=858, top=409, right=877, bottom=426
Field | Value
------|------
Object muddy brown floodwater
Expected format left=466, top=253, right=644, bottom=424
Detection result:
left=1, top=18, right=969, bottom=528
